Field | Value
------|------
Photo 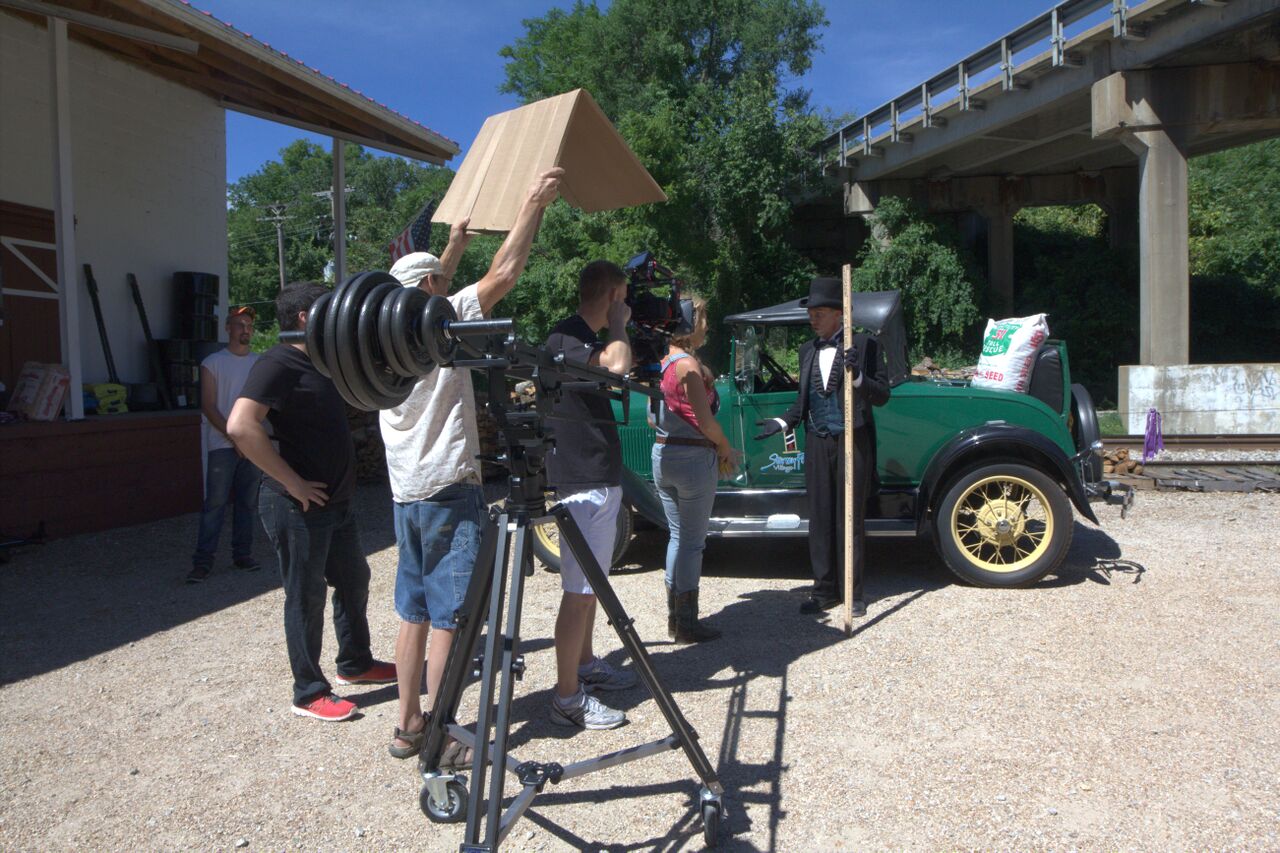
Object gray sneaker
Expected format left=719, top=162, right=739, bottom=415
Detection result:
left=577, top=657, right=638, bottom=693
left=549, top=692, right=626, bottom=730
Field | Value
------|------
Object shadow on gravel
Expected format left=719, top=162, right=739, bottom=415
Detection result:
left=1034, top=521, right=1146, bottom=587
left=0, top=483, right=399, bottom=686
left=486, top=537, right=945, bottom=851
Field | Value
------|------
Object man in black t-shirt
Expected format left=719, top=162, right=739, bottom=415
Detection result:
left=542, top=261, right=638, bottom=731
left=227, top=282, right=395, bottom=723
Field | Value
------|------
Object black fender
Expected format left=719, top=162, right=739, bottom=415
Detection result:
left=918, top=424, right=1099, bottom=526
left=621, top=467, right=669, bottom=530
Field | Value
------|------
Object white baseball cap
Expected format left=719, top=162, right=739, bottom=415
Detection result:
left=389, top=251, right=443, bottom=286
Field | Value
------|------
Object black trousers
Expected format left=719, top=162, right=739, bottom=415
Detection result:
left=806, top=428, right=872, bottom=602
left=259, top=488, right=374, bottom=705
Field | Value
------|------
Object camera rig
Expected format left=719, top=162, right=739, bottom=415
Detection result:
left=623, top=250, right=688, bottom=382
left=284, top=271, right=726, bottom=851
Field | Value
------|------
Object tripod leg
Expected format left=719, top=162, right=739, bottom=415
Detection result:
left=481, top=521, right=533, bottom=846
left=463, top=511, right=515, bottom=844
left=553, top=506, right=724, bottom=796
left=419, top=514, right=500, bottom=776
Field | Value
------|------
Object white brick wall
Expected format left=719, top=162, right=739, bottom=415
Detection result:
left=0, top=12, right=228, bottom=385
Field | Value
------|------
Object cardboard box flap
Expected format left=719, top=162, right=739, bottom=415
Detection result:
left=434, top=89, right=667, bottom=233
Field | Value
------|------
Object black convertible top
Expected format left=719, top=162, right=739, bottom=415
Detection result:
left=724, top=290, right=909, bottom=387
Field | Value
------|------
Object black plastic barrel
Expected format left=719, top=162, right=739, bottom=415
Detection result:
left=173, top=272, right=220, bottom=341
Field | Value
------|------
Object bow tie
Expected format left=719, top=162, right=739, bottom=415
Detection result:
left=815, top=337, right=841, bottom=350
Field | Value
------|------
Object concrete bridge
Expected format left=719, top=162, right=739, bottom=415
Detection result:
left=818, top=0, right=1280, bottom=375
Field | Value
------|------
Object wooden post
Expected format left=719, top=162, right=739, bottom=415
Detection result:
left=841, top=264, right=855, bottom=636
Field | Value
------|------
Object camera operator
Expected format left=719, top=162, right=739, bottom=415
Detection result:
left=379, top=168, right=563, bottom=763
left=543, top=260, right=639, bottom=730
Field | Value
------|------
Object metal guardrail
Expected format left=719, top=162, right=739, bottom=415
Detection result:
left=816, top=0, right=1213, bottom=169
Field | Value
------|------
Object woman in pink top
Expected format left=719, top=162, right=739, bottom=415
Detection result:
left=651, top=296, right=740, bottom=643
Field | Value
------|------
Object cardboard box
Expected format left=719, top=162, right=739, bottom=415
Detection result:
left=6, top=361, right=70, bottom=420
left=434, top=89, right=667, bottom=233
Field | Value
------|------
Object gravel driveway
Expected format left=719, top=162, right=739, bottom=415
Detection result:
left=1, top=484, right=1276, bottom=851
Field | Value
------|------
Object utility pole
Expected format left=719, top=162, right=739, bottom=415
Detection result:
left=312, top=180, right=354, bottom=283
left=259, top=203, right=291, bottom=291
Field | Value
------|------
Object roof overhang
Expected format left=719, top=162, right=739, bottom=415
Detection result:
left=0, top=0, right=459, bottom=164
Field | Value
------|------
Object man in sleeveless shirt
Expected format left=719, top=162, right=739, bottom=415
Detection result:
left=186, top=306, right=263, bottom=583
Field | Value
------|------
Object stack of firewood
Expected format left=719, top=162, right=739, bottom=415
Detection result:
left=346, top=405, right=387, bottom=482
left=1103, top=448, right=1143, bottom=476
left=911, top=357, right=977, bottom=381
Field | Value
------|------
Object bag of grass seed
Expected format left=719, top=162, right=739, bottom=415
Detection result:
left=972, top=314, right=1049, bottom=393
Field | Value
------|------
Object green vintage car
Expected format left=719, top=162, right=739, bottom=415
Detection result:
left=532, top=290, right=1132, bottom=587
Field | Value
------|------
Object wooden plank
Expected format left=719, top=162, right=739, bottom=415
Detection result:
left=842, top=264, right=855, bottom=637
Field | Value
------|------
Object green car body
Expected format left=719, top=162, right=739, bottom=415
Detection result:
left=535, top=290, right=1130, bottom=587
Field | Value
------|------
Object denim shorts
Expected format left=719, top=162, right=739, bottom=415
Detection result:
left=393, top=482, right=485, bottom=628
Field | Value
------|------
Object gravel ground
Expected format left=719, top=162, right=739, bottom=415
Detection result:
left=2, top=483, right=1277, bottom=852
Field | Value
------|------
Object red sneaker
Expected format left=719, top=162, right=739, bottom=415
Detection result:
left=335, top=660, right=397, bottom=686
left=292, top=693, right=357, bottom=722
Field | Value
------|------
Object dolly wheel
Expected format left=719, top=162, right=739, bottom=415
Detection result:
left=702, top=800, right=721, bottom=847
left=420, top=779, right=467, bottom=823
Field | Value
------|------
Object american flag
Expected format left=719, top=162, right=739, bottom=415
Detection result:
left=387, top=199, right=437, bottom=263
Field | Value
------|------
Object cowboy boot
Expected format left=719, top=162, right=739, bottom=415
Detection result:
left=666, top=582, right=677, bottom=639
left=673, top=587, right=721, bottom=644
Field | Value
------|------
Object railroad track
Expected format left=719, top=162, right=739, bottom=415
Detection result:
left=1103, top=434, right=1280, bottom=452
left=1110, top=460, right=1280, bottom=493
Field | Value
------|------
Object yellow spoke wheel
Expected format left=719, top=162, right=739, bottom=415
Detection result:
left=935, top=463, right=1072, bottom=587
left=529, top=499, right=634, bottom=573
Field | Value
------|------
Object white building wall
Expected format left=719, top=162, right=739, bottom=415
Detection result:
left=0, top=13, right=227, bottom=385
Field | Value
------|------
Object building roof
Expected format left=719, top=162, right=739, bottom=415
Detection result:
left=2, top=0, right=459, bottom=163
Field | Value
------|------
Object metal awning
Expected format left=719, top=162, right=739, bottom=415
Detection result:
left=0, top=0, right=459, bottom=163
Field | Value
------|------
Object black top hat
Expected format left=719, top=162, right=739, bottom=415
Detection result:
left=799, top=277, right=843, bottom=311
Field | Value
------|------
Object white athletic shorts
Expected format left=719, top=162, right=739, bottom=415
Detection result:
left=556, top=486, right=621, bottom=595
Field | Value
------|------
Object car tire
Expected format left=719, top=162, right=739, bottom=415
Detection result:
left=532, top=503, right=634, bottom=573
left=1071, top=383, right=1103, bottom=483
left=934, top=462, right=1073, bottom=588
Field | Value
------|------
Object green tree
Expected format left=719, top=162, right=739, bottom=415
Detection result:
left=226, top=140, right=464, bottom=329
left=849, top=196, right=982, bottom=364
left=494, top=0, right=832, bottom=357
left=1013, top=204, right=1138, bottom=402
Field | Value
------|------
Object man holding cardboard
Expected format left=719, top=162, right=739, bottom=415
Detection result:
left=381, top=169, right=563, bottom=761
left=755, top=277, right=890, bottom=617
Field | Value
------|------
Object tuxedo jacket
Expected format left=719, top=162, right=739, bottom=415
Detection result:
left=778, top=332, right=891, bottom=434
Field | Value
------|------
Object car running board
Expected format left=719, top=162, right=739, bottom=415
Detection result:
left=706, top=517, right=916, bottom=538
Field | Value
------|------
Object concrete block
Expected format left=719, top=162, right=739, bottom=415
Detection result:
left=1119, top=364, right=1280, bottom=434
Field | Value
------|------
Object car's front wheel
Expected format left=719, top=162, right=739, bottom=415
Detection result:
left=531, top=504, right=634, bottom=573
left=934, top=462, right=1073, bottom=587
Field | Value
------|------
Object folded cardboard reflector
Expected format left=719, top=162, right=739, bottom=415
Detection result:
left=433, top=89, right=667, bottom=233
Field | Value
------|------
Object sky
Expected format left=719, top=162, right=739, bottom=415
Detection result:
left=197, top=0, right=1067, bottom=184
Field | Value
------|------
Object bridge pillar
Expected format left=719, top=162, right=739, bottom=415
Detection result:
left=1124, top=127, right=1190, bottom=366
left=984, top=206, right=1016, bottom=316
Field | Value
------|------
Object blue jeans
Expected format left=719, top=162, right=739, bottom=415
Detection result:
left=192, top=448, right=262, bottom=567
left=393, top=483, right=485, bottom=628
left=258, top=488, right=374, bottom=705
left=651, top=444, right=718, bottom=594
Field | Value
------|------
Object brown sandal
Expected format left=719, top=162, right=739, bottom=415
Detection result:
left=388, top=714, right=426, bottom=759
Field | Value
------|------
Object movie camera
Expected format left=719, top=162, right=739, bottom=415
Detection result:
left=623, top=251, right=692, bottom=381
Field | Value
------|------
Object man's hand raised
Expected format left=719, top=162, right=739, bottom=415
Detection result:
left=449, top=216, right=474, bottom=250
left=528, top=167, right=564, bottom=208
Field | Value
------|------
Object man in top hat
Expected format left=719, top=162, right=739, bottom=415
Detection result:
left=755, top=277, right=890, bottom=616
